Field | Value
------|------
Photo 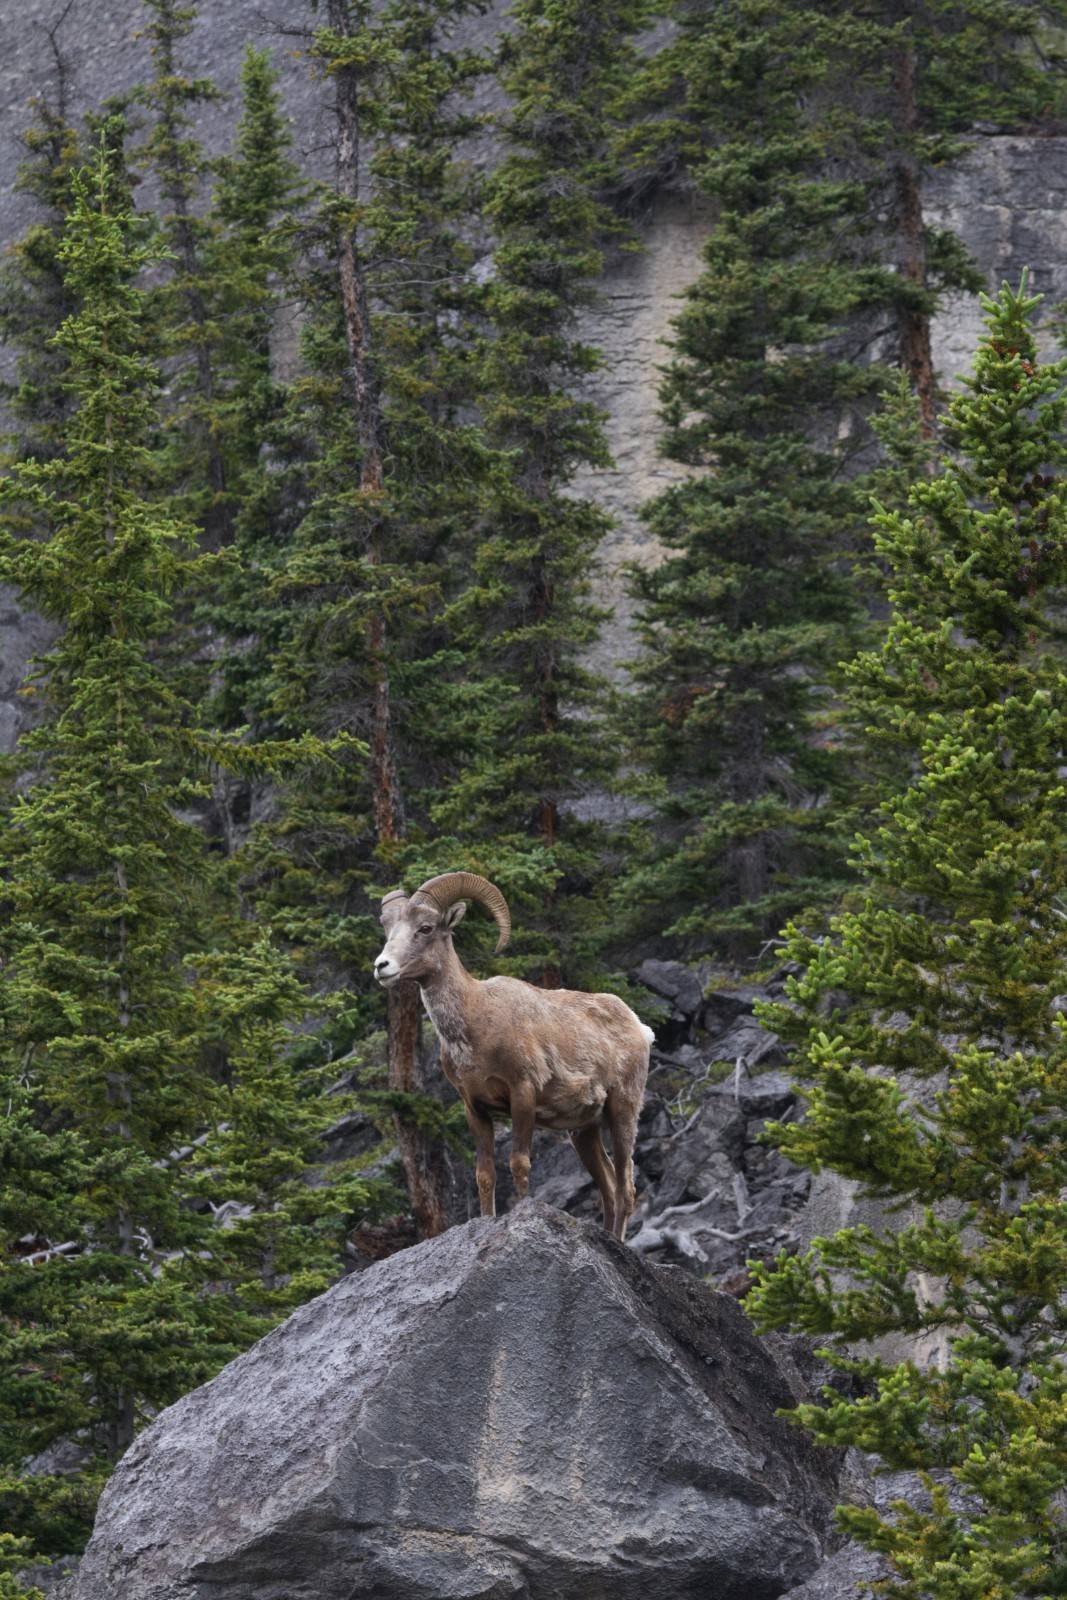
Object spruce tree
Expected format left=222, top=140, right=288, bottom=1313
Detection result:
left=0, top=1533, right=42, bottom=1600
left=208, top=46, right=297, bottom=386
left=138, top=27, right=302, bottom=847
left=0, top=136, right=384, bottom=1566
left=625, top=2, right=1067, bottom=430
left=436, top=0, right=649, bottom=988
left=846, top=0, right=1067, bottom=431
left=194, top=42, right=304, bottom=793
left=0, top=129, right=225, bottom=1554
left=230, top=0, right=493, bottom=1237
left=0, top=73, right=79, bottom=464
left=615, top=1, right=890, bottom=962
left=747, top=279, right=1067, bottom=1596
left=613, top=0, right=1067, bottom=964
left=196, top=44, right=300, bottom=552
left=136, top=0, right=231, bottom=545
left=180, top=935, right=396, bottom=1317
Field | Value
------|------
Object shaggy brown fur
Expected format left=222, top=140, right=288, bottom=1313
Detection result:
left=375, top=893, right=651, bottom=1240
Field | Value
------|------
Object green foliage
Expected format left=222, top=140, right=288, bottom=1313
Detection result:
left=226, top=0, right=498, bottom=1007
left=435, top=0, right=650, bottom=986
left=0, top=133, right=226, bottom=1549
left=182, top=936, right=400, bottom=1322
left=615, top=0, right=888, bottom=960
left=0, top=87, right=80, bottom=465
left=3, top=2, right=1067, bottom=1584
left=747, top=279, right=1067, bottom=1597
left=864, top=0, right=1067, bottom=146
left=610, top=0, right=1067, bottom=965
left=136, top=0, right=232, bottom=545
left=0, top=1532, right=44, bottom=1600
left=831, top=0, right=1067, bottom=418
left=0, top=136, right=385, bottom=1563
left=196, top=42, right=305, bottom=740
left=196, top=45, right=302, bottom=547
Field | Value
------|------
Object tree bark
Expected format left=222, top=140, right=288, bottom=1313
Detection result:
left=103, top=456, right=137, bottom=1456
left=104, top=858, right=137, bottom=1456
left=328, top=0, right=448, bottom=1236
left=533, top=564, right=562, bottom=988
left=387, top=984, right=449, bottom=1237
left=731, top=702, right=768, bottom=946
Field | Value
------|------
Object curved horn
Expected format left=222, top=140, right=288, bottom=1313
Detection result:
left=411, top=872, right=510, bottom=953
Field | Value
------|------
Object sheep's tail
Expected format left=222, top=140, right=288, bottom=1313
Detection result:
left=639, top=1023, right=655, bottom=1049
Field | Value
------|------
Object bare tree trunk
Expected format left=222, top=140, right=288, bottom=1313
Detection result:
left=105, top=859, right=137, bottom=1456
left=101, top=449, right=137, bottom=1456
left=533, top=563, right=562, bottom=988
left=732, top=708, right=768, bottom=946
left=387, top=986, right=449, bottom=1237
left=893, top=43, right=937, bottom=437
left=328, top=0, right=448, bottom=1237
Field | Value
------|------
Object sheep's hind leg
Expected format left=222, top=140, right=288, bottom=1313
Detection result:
left=605, top=1089, right=640, bottom=1242
left=570, top=1123, right=617, bottom=1235
left=464, top=1101, right=497, bottom=1217
left=508, top=1082, right=537, bottom=1204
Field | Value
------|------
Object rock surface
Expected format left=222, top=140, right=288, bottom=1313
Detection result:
left=18, top=1555, right=81, bottom=1596
left=68, top=1202, right=842, bottom=1600
left=779, top=1542, right=887, bottom=1600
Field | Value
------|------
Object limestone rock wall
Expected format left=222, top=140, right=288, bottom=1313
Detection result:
left=574, top=193, right=713, bottom=678
left=926, top=134, right=1067, bottom=376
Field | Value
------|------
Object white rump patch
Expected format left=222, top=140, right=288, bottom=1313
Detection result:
left=640, top=1023, right=655, bottom=1046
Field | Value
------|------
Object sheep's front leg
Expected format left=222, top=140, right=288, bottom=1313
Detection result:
left=508, top=1082, right=537, bottom=1203
left=464, top=1101, right=497, bottom=1217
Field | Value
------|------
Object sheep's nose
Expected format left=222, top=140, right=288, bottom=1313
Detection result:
left=374, top=957, right=391, bottom=975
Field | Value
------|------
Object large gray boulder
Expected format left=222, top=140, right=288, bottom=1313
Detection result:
left=69, top=1203, right=841, bottom=1600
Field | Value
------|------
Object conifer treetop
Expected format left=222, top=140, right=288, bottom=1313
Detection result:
left=747, top=279, right=1067, bottom=1599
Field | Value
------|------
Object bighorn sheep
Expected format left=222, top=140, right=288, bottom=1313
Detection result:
left=374, top=872, right=652, bottom=1240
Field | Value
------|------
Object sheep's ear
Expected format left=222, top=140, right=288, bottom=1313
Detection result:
left=442, top=901, right=467, bottom=932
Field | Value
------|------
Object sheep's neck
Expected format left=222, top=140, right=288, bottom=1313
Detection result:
left=418, top=940, right=477, bottom=1051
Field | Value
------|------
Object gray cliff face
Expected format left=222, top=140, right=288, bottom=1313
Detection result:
left=66, top=1202, right=843, bottom=1600
left=0, top=5, right=1065, bottom=720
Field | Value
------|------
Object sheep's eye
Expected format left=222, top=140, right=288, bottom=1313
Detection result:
left=418, top=924, right=434, bottom=936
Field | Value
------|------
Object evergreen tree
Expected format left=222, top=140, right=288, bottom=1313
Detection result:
left=844, top=0, right=1067, bottom=431
left=436, top=0, right=649, bottom=988
left=136, top=23, right=303, bottom=847
left=196, top=44, right=301, bottom=560
left=0, top=136, right=385, bottom=1566
left=229, top=0, right=494, bottom=1237
left=614, top=2, right=891, bottom=962
left=0, top=130, right=225, bottom=1554
left=624, top=2, right=1067, bottom=430
left=0, top=66, right=79, bottom=464
left=136, top=0, right=231, bottom=545
left=193, top=43, right=304, bottom=835
left=0, top=1533, right=42, bottom=1600
left=181, top=935, right=396, bottom=1315
left=748, top=279, right=1067, bottom=1596
left=613, top=0, right=1067, bottom=963
left=208, top=46, right=298, bottom=392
